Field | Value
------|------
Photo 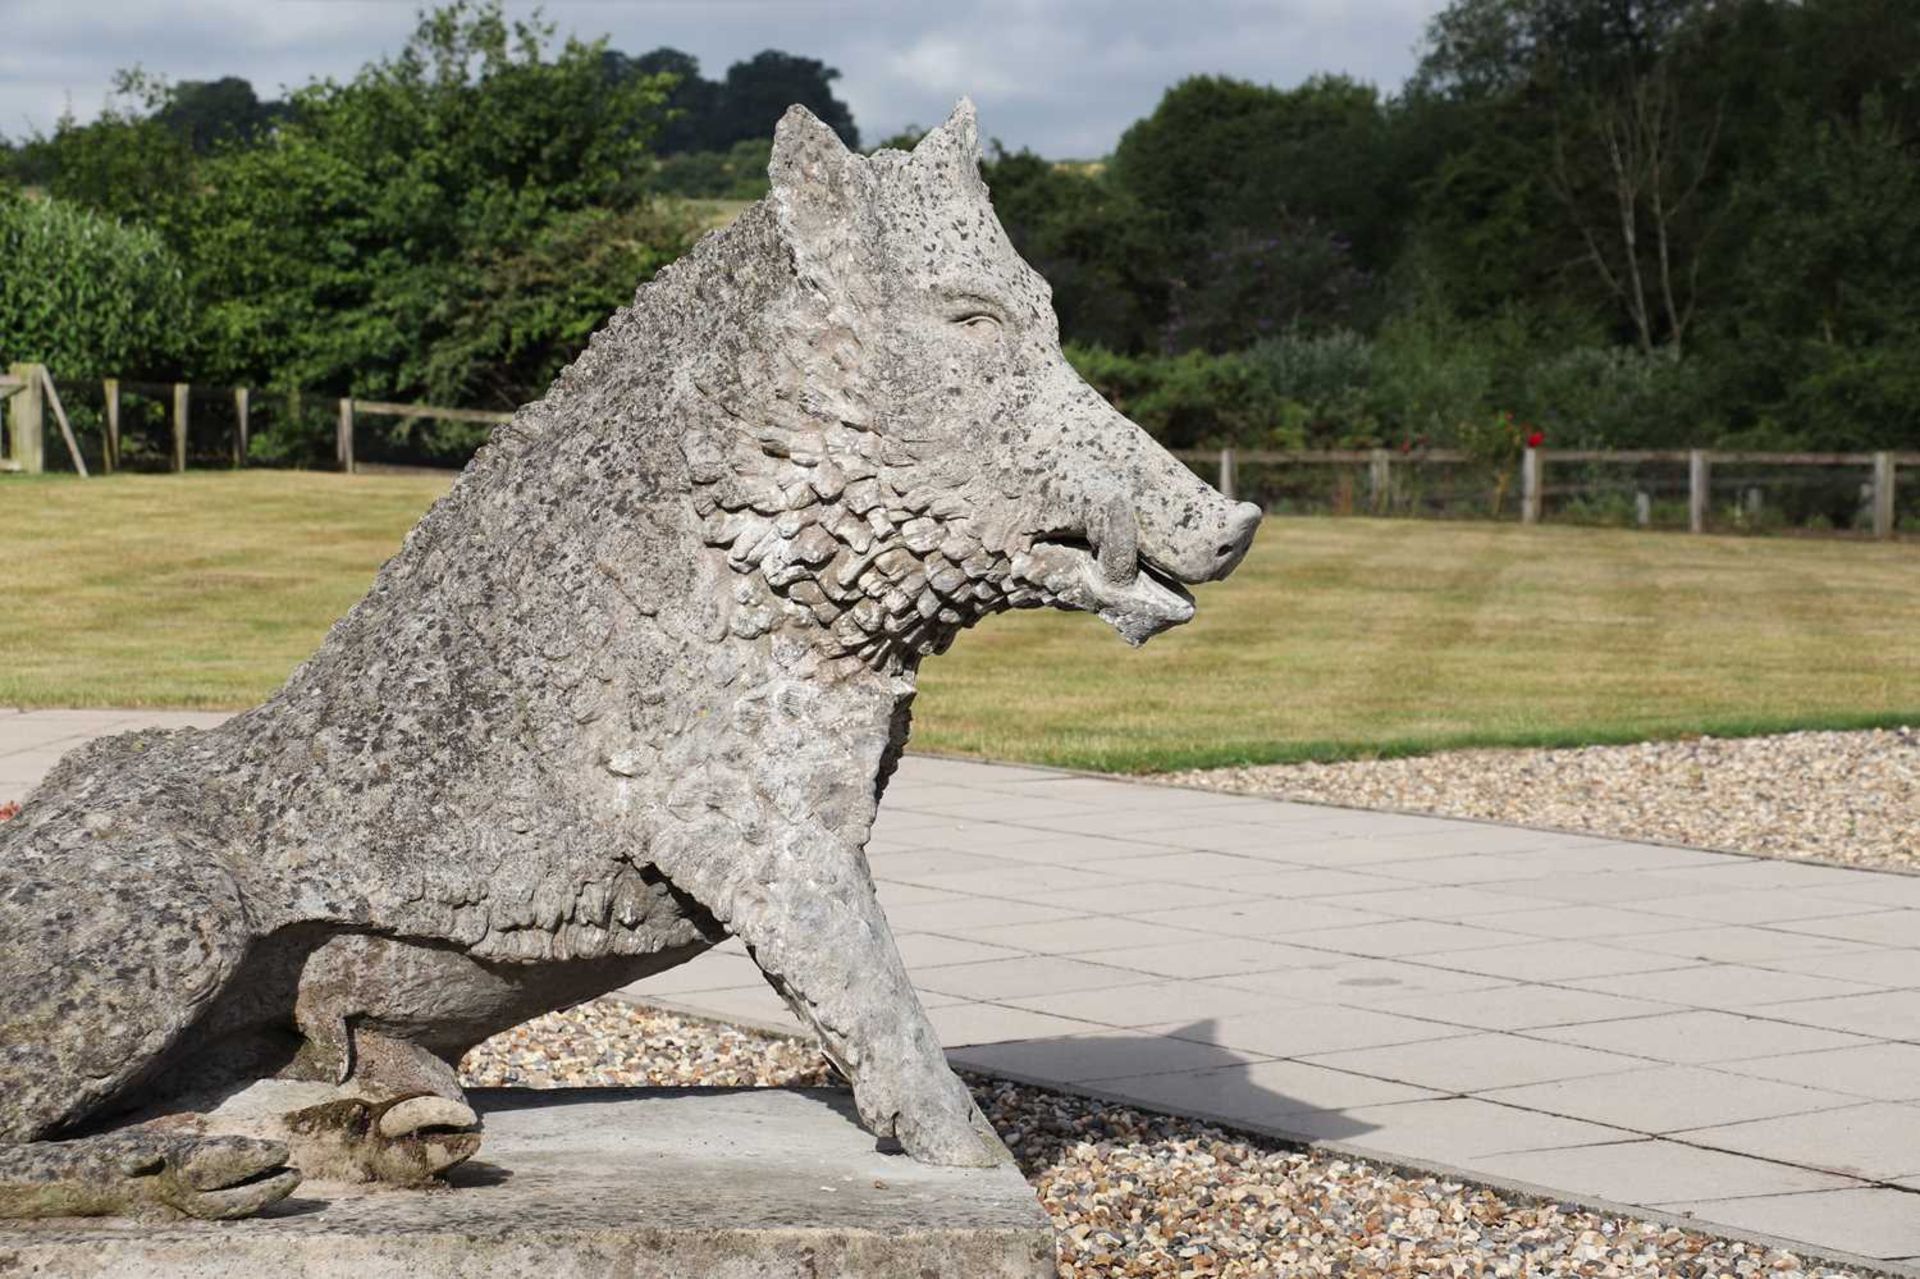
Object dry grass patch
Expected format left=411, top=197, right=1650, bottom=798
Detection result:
left=1, top=471, right=451, bottom=708
left=917, top=516, right=1920, bottom=769
left=3, top=474, right=1914, bottom=770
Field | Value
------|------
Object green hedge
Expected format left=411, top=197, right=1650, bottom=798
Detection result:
left=0, top=191, right=188, bottom=376
left=1066, top=317, right=1706, bottom=454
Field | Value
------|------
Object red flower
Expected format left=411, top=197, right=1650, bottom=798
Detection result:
left=0, top=801, right=18, bottom=822
left=1525, top=429, right=1545, bottom=449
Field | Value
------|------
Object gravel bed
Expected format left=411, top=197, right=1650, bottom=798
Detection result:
left=1165, top=728, right=1919, bottom=872
left=459, top=998, right=1873, bottom=1278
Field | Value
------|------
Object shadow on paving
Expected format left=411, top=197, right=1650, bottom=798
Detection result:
left=950, top=1018, right=1376, bottom=1146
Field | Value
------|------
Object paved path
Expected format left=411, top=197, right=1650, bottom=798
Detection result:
left=7, top=710, right=1920, bottom=1267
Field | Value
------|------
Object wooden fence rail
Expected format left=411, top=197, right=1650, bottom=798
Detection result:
left=2, top=367, right=1909, bottom=539
left=334, top=398, right=513, bottom=473
left=1172, top=446, right=1915, bottom=540
left=1, top=367, right=520, bottom=477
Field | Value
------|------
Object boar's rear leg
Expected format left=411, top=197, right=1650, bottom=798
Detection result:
left=0, top=828, right=296, bottom=1220
left=0, top=1132, right=298, bottom=1221
left=282, top=990, right=481, bottom=1186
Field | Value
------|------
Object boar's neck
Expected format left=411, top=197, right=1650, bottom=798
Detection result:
left=218, top=201, right=933, bottom=865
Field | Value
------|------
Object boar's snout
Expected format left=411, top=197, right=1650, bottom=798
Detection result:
left=1143, top=487, right=1263, bottom=585
left=1009, top=369, right=1263, bottom=646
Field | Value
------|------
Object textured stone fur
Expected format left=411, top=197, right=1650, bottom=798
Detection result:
left=0, top=100, right=1260, bottom=1219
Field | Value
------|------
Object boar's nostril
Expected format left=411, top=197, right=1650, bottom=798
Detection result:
left=1207, top=503, right=1263, bottom=578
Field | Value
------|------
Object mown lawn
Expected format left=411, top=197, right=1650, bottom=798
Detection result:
left=4, top=472, right=1915, bottom=771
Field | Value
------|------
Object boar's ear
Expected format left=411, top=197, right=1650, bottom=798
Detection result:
left=769, top=104, right=854, bottom=196
left=912, top=98, right=982, bottom=173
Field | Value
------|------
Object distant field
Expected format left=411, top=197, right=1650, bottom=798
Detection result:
left=676, top=197, right=753, bottom=231
left=4, top=472, right=1915, bottom=771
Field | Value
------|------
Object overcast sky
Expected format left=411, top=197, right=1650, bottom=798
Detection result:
left=0, top=0, right=1446, bottom=158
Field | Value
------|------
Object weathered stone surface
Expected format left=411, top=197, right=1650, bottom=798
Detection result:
left=0, top=1088, right=1058, bottom=1277
left=0, top=97, right=1260, bottom=1217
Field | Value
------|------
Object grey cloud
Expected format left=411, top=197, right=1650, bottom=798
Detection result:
left=0, top=0, right=1441, bottom=155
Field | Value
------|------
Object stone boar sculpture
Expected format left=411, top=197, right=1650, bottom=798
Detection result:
left=0, top=101, right=1260, bottom=1220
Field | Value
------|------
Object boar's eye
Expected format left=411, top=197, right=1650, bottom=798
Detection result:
left=953, top=312, right=1004, bottom=338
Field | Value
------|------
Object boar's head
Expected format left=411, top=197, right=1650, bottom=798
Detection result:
left=683, top=100, right=1261, bottom=673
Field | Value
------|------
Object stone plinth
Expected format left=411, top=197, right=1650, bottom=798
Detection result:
left=0, top=1088, right=1057, bottom=1278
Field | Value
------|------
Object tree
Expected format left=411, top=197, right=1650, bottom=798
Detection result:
left=980, top=148, right=1162, bottom=351
left=1711, top=99, right=1920, bottom=448
left=1105, top=74, right=1399, bottom=349
left=1111, top=74, right=1401, bottom=269
left=607, top=47, right=717, bottom=154
left=709, top=50, right=858, bottom=150
left=182, top=1, right=694, bottom=412
left=154, top=77, right=283, bottom=153
left=611, top=47, right=859, bottom=155
left=1411, top=0, right=1725, bottom=354
left=15, top=71, right=201, bottom=241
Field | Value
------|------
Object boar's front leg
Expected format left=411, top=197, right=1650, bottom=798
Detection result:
left=651, top=814, right=1009, bottom=1167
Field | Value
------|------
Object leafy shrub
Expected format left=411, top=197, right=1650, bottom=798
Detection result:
left=0, top=191, right=188, bottom=376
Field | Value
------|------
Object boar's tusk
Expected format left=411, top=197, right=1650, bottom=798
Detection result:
left=1094, top=493, right=1139, bottom=588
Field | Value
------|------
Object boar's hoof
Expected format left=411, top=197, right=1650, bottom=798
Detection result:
left=890, top=1070, right=1013, bottom=1169
left=285, top=1093, right=481, bottom=1186
left=0, top=1131, right=300, bottom=1221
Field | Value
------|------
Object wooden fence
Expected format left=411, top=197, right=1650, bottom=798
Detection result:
left=5, top=365, right=1911, bottom=539
left=3, top=365, right=511, bottom=477
left=1172, top=447, right=1915, bottom=540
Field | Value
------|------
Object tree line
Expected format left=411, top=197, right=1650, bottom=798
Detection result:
left=986, top=0, right=1920, bottom=455
left=1, top=0, right=1915, bottom=466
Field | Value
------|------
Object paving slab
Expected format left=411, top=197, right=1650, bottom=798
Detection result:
left=1758, top=988, right=1920, bottom=1039
left=1652, top=1189, right=1920, bottom=1263
left=1303, top=1030, right=1648, bottom=1093
left=1683, top=1101, right=1920, bottom=1180
left=15, top=712, right=1920, bottom=1269
left=948, top=1026, right=1257, bottom=1083
left=1000, top=977, right=1288, bottom=1027
left=1720, top=1043, right=1920, bottom=1102
left=1279, top=1097, right=1635, bottom=1163
left=1073, top=936, right=1334, bottom=979
left=1481, top=1064, right=1864, bottom=1134
left=1283, top=918, right=1533, bottom=959
left=1081, top=1057, right=1442, bottom=1125
left=1568, top=961, right=1891, bottom=1009
left=1362, top=982, right=1672, bottom=1031
left=1469, top=1138, right=1862, bottom=1204
left=1218, top=957, right=1513, bottom=1007
left=0, top=1088, right=1056, bottom=1278
left=1169, top=1006, right=1468, bottom=1059
left=1530, top=1008, right=1875, bottom=1064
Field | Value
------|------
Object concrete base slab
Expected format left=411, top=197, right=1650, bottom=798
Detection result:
left=0, top=1088, right=1056, bottom=1278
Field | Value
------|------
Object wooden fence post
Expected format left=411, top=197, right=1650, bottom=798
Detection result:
left=337, top=398, right=355, bottom=473
left=1521, top=447, right=1543, bottom=525
left=39, top=368, right=87, bottom=477
left=102, top=378, right=119, bottom=474
left=1368, top=447, right=1391, bottom=514
left=233, top=387, right=250, bottom=468
left=6, top=362, right=45, bottom=473
left=1688, top=449, right=1711, bottom=534
left=172, top=382, right=189, bottom=473
left=1217, top=447, right=1236, bottom=501
left=1872, top=452, right=1896, bottom=540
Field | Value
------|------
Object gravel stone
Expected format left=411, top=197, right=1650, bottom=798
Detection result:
left=1165, top=729, right=1920, bottom=872
left=458, top=998, right=1874, bottom=1278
